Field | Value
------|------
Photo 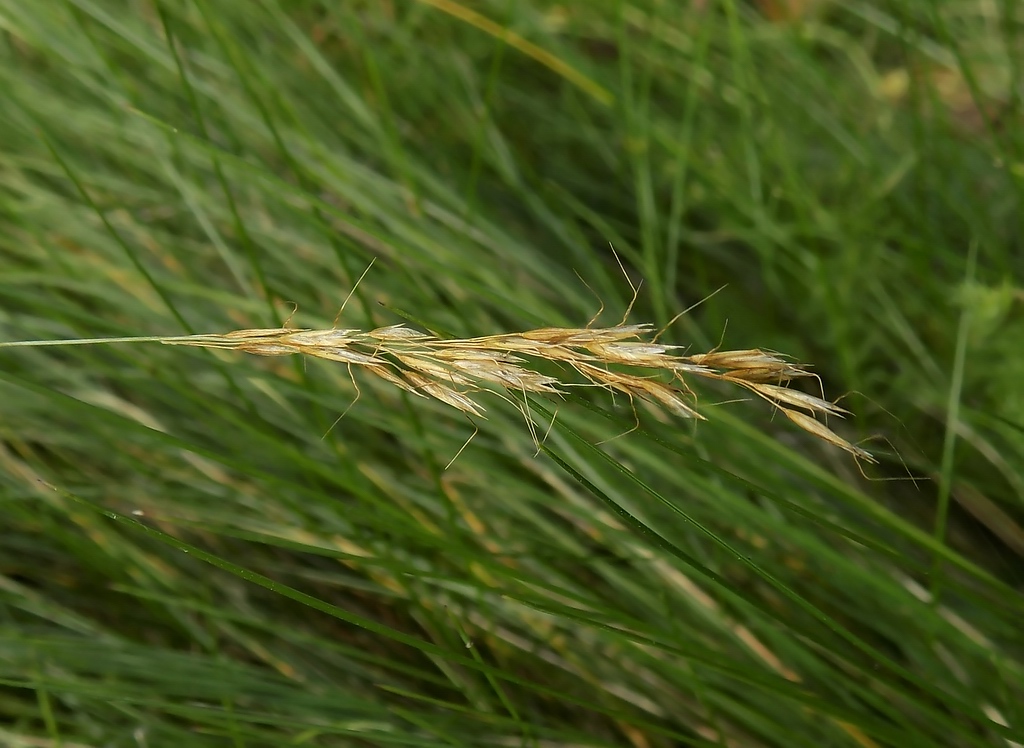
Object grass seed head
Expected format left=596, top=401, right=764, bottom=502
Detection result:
left=150, top=318, right=870, bottom=462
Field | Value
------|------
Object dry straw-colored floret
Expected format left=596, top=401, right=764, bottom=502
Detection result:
left=0, top=320, right=874, bottom=463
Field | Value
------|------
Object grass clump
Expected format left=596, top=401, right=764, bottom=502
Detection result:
left=0, top=1, right=1021, bottom=747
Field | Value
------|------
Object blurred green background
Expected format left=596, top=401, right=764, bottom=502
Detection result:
left=1, top=1, right=1022, bottom=746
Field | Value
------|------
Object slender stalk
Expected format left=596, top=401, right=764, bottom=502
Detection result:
left=0, top=336, right=173, bottom=347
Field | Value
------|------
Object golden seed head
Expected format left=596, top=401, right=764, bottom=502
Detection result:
left=161, top=319, right=870, bottom=462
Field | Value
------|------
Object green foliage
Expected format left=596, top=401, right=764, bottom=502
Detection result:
left=1, top=1, right=1022, bottom=746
